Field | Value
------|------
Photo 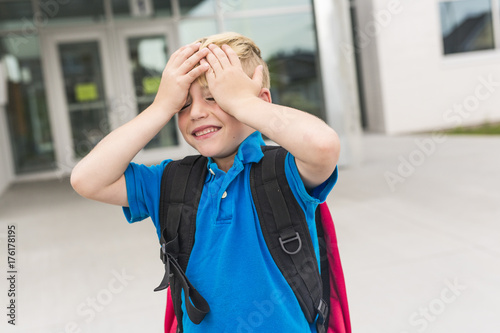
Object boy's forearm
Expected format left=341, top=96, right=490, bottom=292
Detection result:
left=233, top=98, right=340, bottom=185
left=71, top=104, right=175, bottom=199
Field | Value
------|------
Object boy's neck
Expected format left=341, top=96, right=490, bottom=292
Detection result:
left=207, top=130, right=259, bottom=173
left=212, top=153, right=236, bottom=173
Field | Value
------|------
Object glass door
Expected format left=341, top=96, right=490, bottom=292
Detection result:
left=58, top=41, right=110, bottom=157
left=41, top=28, right=118, bottom=170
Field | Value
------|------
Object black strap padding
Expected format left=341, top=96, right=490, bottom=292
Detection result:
left=156, top=154, right=209, bottom=330
left=250, top=146, right=325, bottom=324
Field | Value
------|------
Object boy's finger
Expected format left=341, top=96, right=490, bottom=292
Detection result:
left=222, top=44, right=241, bottom=67
left=208, top=44, right=231, bottom=68
left=186, top=61, right=210, bottom=81
left=205, top=51, right=223, bottom=73
left=200, top=58, right=212, bottom=71
left=171, top=43, right=203, bottom=67
left=179, top=48, right=209, bottom=74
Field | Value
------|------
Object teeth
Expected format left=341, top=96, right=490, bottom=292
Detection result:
left=195, top=127, right=219, bottom=137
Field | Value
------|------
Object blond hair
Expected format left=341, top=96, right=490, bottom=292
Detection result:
left=195, top=32, right=270, bottom=89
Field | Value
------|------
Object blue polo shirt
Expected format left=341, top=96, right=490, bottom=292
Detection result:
left=123, top=131, right=338, bottom=332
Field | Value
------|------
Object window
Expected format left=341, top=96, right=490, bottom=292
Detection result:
left=439, top=0, right=496, bottom=54
left=112, top=0, right=173, bottom=19
left=219, top=0, right=310, bottom=12
left=179, top=19, right=218, bottom=45
left=0, top=0, right=33, bottom=30
left=39, top=0, right=106, bottom=24
left=180, top=0, right=215, bottom=16
left=225, top=12, right=325, bottom=120
left=175, top=1, right=324, bottom=121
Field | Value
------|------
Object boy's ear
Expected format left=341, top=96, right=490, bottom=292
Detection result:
left=258, top=88, right=272, bottom=103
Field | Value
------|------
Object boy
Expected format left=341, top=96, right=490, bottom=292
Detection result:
left=71, top=32, right=340, bottom=332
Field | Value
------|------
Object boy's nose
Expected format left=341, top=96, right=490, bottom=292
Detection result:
left=189, top=101, right=209, bottom=120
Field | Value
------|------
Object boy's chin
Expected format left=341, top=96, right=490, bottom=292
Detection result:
left=193, top=145, right=238, bottom=161
left=191, top=145, right=220, bottom=158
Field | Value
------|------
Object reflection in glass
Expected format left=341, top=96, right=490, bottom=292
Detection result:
left=219, top=0, right=310, bottom=12
left=179, top=19, right=218, bottom=45
left=1, top=36, right=56, bottom=174
left=127, top=35, right=178, bottom=149
left=39, top=0, right=105, bottom=24
left=225, top=13, right=324, bottom=120
left=439, top=0, right=495, bottom=54
left=112, top=0, right=172, bottom=19
left=0, top=1, right=33, bottom=30
left=180, top=0, right=215, bottom=16
left=58, top=42, right=109, bottom=157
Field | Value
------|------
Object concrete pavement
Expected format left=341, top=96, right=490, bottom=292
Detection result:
left=0, top=134, right=499, bottom=333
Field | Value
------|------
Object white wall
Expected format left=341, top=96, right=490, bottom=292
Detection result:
left=358, top=0, right=500, bottom=134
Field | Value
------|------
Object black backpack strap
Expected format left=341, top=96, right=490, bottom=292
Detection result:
left=155, top=155, right=210, bottom=327
left=316, top=208, right=331, bottom=331
left=250, top=146, right=328, bottom=332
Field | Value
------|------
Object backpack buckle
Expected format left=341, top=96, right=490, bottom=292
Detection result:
left=159, top=243, right=167, bottom=264
left=154, top=245, right=172, bottom=292
left=317, top=298, right=328, bottom=324
left=279, top=232, right=302, bottom=255
left=316, top=299, right=328, bottom=333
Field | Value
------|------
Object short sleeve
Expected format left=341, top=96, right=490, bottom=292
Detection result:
left=122, top=159, right=171, bottom=239
left=284, top=153, right=338, bottom=206
left=284, top=152, right=338, bottom=269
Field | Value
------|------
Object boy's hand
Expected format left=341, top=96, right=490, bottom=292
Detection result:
left=153, top=43, right=210, bottom=113
left=202, top=44, right=264, bottom=115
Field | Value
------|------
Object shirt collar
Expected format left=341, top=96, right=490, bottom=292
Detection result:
left=207, top=131, right=265, bottom=173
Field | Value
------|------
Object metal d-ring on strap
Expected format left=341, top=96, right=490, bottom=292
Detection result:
left=279, top=231, right=302, bottom=255
left=257, top=147, right=324, bottom=325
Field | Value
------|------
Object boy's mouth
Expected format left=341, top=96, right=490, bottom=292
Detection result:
left=192, top=126, right=221, bottom=138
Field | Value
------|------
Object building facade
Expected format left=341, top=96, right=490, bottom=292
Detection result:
left=354, top=0, right=500, bottom=134
left=0, top=0, right=361, bottom=195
